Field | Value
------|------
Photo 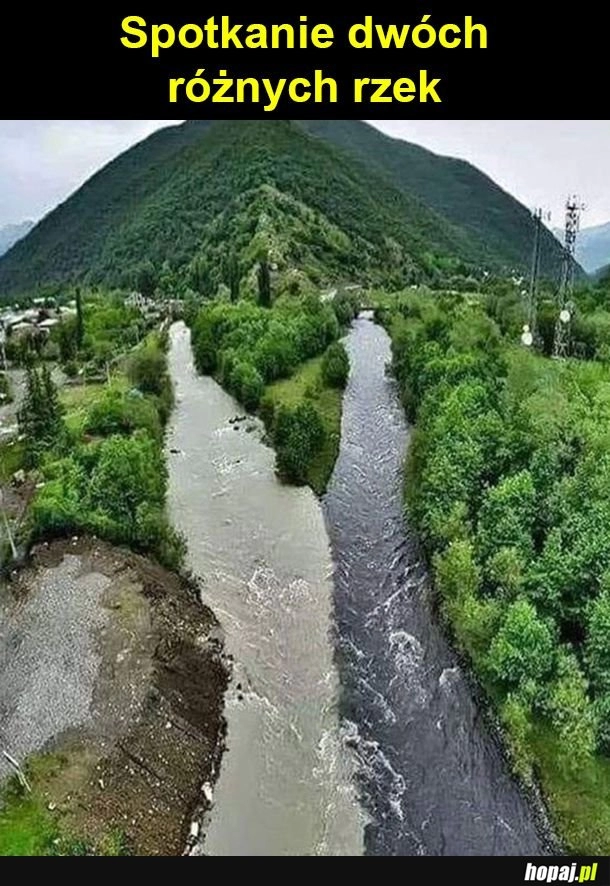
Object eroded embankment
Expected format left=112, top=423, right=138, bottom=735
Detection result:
left=0, top=537, right=227, bottom=856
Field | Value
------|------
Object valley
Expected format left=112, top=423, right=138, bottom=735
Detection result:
left=1, top=119, right=610, bottom=857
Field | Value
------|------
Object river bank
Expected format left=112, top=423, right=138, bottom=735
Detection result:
left=0, top=537, right=227, bottom=856
left=382, top=290, right=610, bottom=855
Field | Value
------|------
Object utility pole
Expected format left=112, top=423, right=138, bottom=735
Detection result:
left=0, top=489, right=17, bottom=560
left=522, top=208, right=545, bottom=348
left=0, top=325, right=6, bottom=371
left=553, top=196, right=585, bottom=359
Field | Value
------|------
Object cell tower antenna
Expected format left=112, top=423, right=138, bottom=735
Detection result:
left=522, top=208, right=549, bottom=348
left=553, top=195, right=585, bottom=358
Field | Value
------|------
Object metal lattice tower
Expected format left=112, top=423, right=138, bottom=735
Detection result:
left=553, top=195, right=584, bottom=358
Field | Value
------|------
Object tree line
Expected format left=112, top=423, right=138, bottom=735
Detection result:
left=384, top=286, right=610, bottom=793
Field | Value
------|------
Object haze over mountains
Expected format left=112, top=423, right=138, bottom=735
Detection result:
left=0, top=220, right=33, bottom=258
left=553, top=222, right=610, bottom=275
left=0, top=120, right=568, bottom=297
left=575, top=222, right=610, bottom=274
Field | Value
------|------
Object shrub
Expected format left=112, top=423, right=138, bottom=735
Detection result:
left=332, top=291, right=360, bottom=326
left=593, top=693, right=610, bottom=753
left=585, top=588, right=610, bottom=695
left=63, top=360, right=79, bottom=378
left=486, top=599, right=555, bottom=701
left=258, top=394, right=276, bottom=430
left=544, top=652, right=596, bottom=769
left=84, top=387, right=161, bottom=440
left=501, top=694, right=534, bottom=782
left=321, top=342, right=349, bottom=389
left=434, top=538, right=481, bottom=603
left=128, top=338, right=168, bottom=397
left=275, top=402, right=325, bottom=484
left=233, top=363, right=264, bottom=412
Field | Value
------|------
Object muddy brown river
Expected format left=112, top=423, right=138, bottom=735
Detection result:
left=166, top=322, right=363, bottom=856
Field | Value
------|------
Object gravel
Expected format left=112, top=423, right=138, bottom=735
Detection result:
left=0, top=554, right=111, bottom=778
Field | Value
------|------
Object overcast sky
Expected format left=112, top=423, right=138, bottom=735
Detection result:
left=0, top=120, right=608, bottom=229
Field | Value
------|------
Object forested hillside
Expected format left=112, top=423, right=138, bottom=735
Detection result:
left=0, top=121, right=474, bottom=297
left=0, top=120, right=567, bottom=299
left=301, top=121, right=566, bottom=278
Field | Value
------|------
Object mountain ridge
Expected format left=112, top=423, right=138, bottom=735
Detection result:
left=0, top=220, right=34, bottom=257
left=0, top=120, right=568, bottom=297
left=299, top=121, right=565, bottom=277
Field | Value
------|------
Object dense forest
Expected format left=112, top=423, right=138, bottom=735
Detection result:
left=0, top=121, right=567, bottom=299
left=380, top=270, right=610, bottom=853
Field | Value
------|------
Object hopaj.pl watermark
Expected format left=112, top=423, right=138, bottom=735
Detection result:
left=525, top=863, right=599, bottom=883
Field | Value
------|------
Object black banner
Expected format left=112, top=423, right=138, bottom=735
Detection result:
left=1, top=6, right=604, bottom=118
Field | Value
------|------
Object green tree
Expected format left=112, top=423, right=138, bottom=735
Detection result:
left=257, top=256, right=272, bottom=308
left=593, top=693, right=610, bottom=753
left=18, top=366, right=64, bottom=467
left=134, top=261, right=157, bottom=299
left=75, top=287, right=84, bottom=348
left=189, top=258, right=213, bottom=298
left=476, top=471, right=536, bottom=567
left=54, top=317, right=78, bottom=363
left=501, top=694, right=534, bottom=782
left=87, top=433, right=165, bottom=534
left=487, top=547, right=525, bottom=599
left=487, top=599, right=555, bottom=700
left=434, top=538, right=481, bottom=603
left=127, top=339, right=168, bottom=397
left=332, top=291, right=359, bottom=326
left=585, top=586, right=610, bottom=694
left=434, top=538, right=501, bottom=664
left=544, top=651, right=596, bottom=769
left=275, top=402, right=325, bottom=484
left=84, top=387, right=161, bottom=441
left=232, top=362, right=264, bottom=411
left=224, top=250, right=240, bottom=303
left=321, top=341, right=349, bottom=388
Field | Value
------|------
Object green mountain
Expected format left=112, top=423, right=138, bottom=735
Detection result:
left=0, top=120, right=565, bottom=298
left=300, top=121, right=566, bottom=278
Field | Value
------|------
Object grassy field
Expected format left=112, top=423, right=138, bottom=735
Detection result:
left=0, top=754, right=125, bottom=856
left=265, top=356, right=343, bottom=495
left=0, top=786, right=58, bottom=856
left=532, top=724, right=610, bottom=854
left=0, top=440, right=24, bottom=483
left=1, top=755, right=84, bottom=856
left=60, top=382, right=107, bottom=435
left=59, top=375, right=131, bottom=436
